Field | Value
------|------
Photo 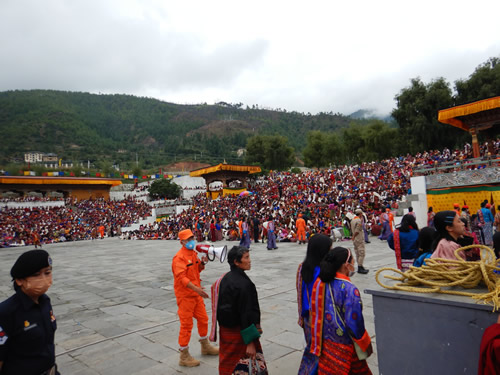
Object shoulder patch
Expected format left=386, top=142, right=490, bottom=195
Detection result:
left=0, top=326, right=8, bottom=345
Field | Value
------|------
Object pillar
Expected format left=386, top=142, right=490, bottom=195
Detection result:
left=470, top=128, right=480, bottom=158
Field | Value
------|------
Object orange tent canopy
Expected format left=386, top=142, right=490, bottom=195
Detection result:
left=438, top=96, right=500, bottom=131
left=190, top=163, right=261, bottom=177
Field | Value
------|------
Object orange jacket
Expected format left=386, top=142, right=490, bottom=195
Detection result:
left=172, top=246, right=204, bottom=298
left=296, top=218, right=306, bottom=232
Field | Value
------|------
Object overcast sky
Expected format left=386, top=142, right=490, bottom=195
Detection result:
left=1, top=0, right=499, bottom=116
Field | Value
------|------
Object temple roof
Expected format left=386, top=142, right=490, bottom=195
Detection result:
left=189, top=163, right=261, bottom=177
left=438, top=96, right=500, bottom=131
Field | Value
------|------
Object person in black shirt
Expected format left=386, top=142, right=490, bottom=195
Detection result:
left=252, top=216, right=260, bottom=244
left=0, top=249, right=58, bottom=375
left=216, top=246, right=268, bottom=375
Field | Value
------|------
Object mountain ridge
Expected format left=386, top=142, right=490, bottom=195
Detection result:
left=0, top=89, right=377, bottom=168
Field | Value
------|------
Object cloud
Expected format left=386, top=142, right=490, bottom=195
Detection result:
left=1, top=0, right=499, bottom=116
left=0, top=0, right=268, bottom=93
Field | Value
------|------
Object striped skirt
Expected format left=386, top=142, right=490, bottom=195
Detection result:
left=318, top=341, right=372, bottom=375
left=219, top=326, right=267, bottom=375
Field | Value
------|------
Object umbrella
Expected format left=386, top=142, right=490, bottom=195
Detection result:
left=239, top=191, right=251, bottom=197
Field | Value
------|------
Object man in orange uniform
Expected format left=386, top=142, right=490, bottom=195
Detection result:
left=172, top=229, right=219, bottom=367
left=98, top=224, right=105, bottom=239
left=296, top=213, right=307, bottom=244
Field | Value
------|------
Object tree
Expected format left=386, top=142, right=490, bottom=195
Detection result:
left=303, top=131, right=327, bottom=168
left=391, top=77, right=462, bottom=153
left=96, top=160, right=113, bottom=176
left=131, top=164, right=142, bottom=178
left=245, top=135, right=295, bottom=170
left=341, top=123, right=365, bottom=163
left=302, top=131, right=345, bottom=168
left=361, top=121, right=400, bottom=161
left=455, top=57, right=500, bottom=105
left=323, top=133, right=345, bottom=166
left=245, top=135, right=266, bottom=166
left=149, top=179, right=182, bottom=200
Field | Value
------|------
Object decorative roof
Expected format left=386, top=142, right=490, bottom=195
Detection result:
left=0, top=176, right=122, bottom=187
left=189, top=163, right=261, bottom=177
left=438, top=96, right=500, bottom=131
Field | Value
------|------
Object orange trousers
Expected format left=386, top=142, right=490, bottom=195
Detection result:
left=297, top=229, right=306, bottom=242
left=177, top=296, right=209, bottom=348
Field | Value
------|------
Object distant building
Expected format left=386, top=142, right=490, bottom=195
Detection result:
left=44, top=160, right=74, bottom=169
left=43, top=153, right=58, bottom=162
left=24, top=151, right=45, bottom=163
left=24, top=151, right=60, bottom=164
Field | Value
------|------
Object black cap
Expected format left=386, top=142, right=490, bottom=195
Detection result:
left=10, top=250, right=52, bottom=279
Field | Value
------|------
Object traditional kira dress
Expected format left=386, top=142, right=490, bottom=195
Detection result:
left=216, top=266, right=267, bottom=375
left=296, top=264, right=320, bottom=375
left=310, top=273, right=372, bottom=375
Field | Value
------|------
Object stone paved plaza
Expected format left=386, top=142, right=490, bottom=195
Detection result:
left=0, top=235, right=397, bottom=374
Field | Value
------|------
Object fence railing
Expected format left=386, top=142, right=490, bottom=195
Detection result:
left=413, top=156, right=500, bottom=176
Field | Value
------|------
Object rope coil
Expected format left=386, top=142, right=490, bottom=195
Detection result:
left=375, top=245, right=500, bottom=311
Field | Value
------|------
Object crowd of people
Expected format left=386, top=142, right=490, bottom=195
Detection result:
left=0, top=198, right=151, bottom=247
left=385, top=200, right=500, bottom=273
left=2, top=140, right=499, bottom=375
left=412, top=140, right=500, bottom=173
left=0, top=140, right=499, bottom=249
left=0, top=196, right=64, bottom=203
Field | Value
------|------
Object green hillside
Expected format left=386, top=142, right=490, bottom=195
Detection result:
left=0, top=90, right=352, bottom=169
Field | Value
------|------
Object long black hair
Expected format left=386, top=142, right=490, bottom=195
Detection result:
left=399, top=214, right=419, bottom=232
left=431, top=210, right=458, bottom=250
left=493, top=232, right=500, bottom=259
left=319, top=247, right=350, bottom=283
left=301, top=234, right=332, bottom=283
left=418, top=226, right=436, bottom=254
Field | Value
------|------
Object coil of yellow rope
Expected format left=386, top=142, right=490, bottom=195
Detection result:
left=375, top=244, right=500, bottom=311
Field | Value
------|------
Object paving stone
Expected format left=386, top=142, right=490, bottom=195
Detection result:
left=266, top=330, right=305, bottom=351
left=58, top=333, right=107, bottom=350
left=0, top=235, right=395, bottom=374
left=266, top=350, right=303, bottom=374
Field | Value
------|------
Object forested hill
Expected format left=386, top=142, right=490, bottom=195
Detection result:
left=0, top=90, right=356, bottom=168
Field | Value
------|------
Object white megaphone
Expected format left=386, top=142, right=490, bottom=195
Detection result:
left=195, top=244, right=228, bottom=263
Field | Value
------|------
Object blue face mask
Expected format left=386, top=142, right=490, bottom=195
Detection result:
left=185, top=240, right=196, bottom=250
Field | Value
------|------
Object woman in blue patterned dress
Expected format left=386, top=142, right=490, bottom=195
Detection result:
left=309, top=247, right=373, bottom=375
left=296, top=234, right=333, bottom=375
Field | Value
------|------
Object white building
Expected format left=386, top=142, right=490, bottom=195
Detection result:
left=24, top=151, right=45, bottom=163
